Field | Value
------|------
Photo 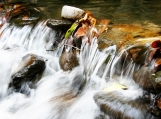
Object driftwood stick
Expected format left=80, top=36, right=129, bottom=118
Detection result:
left=46, top=44, right=81, bottom=51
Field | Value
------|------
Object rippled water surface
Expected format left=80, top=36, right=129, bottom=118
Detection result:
left=4, top=0, right=161, bottom=25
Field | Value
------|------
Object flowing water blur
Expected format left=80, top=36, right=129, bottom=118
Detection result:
left=0, top=0, right=160, bottom=119
left=0, top=22, right=147, bottom=119
left=0, top=21, right=116, bottom=119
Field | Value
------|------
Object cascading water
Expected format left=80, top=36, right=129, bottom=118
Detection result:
left=0, top=19, right=158, bottom=119
left=0, top=21, right=115, bottom=119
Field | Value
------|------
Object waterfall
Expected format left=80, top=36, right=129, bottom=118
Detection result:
left=0, top=21, right=155, bottom=119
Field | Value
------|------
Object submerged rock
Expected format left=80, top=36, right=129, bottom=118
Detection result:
left=94, top=92, right=154, bottom=119
left=0, top=3, right=45, bottom=27
left=98, top=23, right=161, bottom=50
left=10, top=54, right=46, bottom=91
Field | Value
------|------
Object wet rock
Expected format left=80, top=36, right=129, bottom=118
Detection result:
left=94, top=92, right=154, bottom=119
left=98, top=23, right=161, bottom=50
left=133, top=66, right=155, bottom=93
left=61, top=5, right=84, bottom=20
left=59, top=50, right=79, bottom=71
left=0, top=3, right=44, bottom=27
left=127, top=45, right=149, bottom=65
left=12, top=17, right=40, bottom=27
left=149, top=93, right=161, bottom=117
left=46, top=19, right=73, bottom=31
left=10, top=54, right=46, bottom=90
left=151, top=71, right=161, bottom=93
left=95, top=19, right=111, bottom=34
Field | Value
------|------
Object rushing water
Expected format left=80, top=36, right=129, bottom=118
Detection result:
left=0, top=21, right=151, bottom=119
left=0, top=21, right=113, bottom=119
left=0, top=0, right=161, bottom=119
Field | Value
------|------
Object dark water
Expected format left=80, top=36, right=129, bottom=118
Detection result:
left=3, top=0, right=161, bottom=25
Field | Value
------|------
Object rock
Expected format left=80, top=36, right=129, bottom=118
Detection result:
left=46, top=19, right=73, bottom=31
left=94, top=92, right=154, bottom=119
left=127, top=46, right=149, bottom=65
left=148, top=93, right=161, bottom=117
left=59, top=50, right=79, bottom=71
left=61, top=5, right=84, bottom=20
left=10, top=54, right=46, bottom=91
left=133, top=66, right=155, bottom=93
left=0, top=3, right=45, bottom=27
left=98, top=23, right=161, bottom=50
left=95, top=19, right=111, bottom=34
left=151, top=71, right=161, bottom=93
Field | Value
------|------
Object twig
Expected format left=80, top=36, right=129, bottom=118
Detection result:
left=46, top=44, right=81, bottom=51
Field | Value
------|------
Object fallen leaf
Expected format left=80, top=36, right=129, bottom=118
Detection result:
left=151, top=40, right=161, bottom=48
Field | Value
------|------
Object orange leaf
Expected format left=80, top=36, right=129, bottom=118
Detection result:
left=75, top=26, right=87, bottom=37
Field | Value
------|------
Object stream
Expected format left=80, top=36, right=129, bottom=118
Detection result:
left=0, top=0, right=161, bottom=119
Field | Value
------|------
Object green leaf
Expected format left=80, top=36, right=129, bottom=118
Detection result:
left=65, top=21, right=79, bottom=38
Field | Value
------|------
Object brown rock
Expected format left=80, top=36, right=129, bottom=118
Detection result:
left=94, top=92, right=153, bottom=119
left=133, top=66, right=155, bottom=93
left=59, top=50, right=79, bottom=71
left=151, top=71, right=161, bottom=93
left=98, top=23, right=161, bottom=50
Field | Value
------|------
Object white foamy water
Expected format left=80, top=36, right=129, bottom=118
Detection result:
left=0, top=22, right=146, bottom=119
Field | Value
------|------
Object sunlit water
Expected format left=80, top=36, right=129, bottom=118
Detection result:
left=0, top=20, right=146, bottom=119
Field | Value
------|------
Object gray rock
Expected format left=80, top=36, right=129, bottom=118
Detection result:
left=133, top=66, right=155, bottom=93
left=46, top=19, right=73, bottom=31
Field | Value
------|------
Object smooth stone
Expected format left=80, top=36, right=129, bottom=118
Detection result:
left=94, top=92, right=154, bottom=119
left=10, top=54, right=46, bottom=91
left=59, top=50, right=79, bottom=71
left=61, top=5, right=84, bottom=20
left=46, top=19, right=73, bottom=31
